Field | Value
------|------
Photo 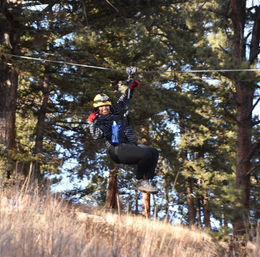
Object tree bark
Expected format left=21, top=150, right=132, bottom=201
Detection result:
left=234, top=82, right=252, bottom=234
left=142, top=192, right=150, bottom=218
left=165, top=181, right=169, bottom=221
left=223, top=212, right=228, bottom=228
left=33, top=68, right=50, bottom=182
left=0, top=62, right=17, bottom=151
left=203, top=192, right=211, bottom=228
left=0, top=1, right=20, bottom=179
left=230, top=0, right=260, bottom=235
left=104, top=167, right=118, bottom=209
left=141, top=122, right=151, bottom=218
left=196, top=197, right=202, bottom=229
left=230, top=0, right=246, bottom=60
left=186, top=177, right=196, bottom=226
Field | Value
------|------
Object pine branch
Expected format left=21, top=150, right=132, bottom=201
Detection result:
left=252, top=119, right=260, bottom=127
left=247, top=163, right=260, bottom=176
left=244, top=141, right=260, bottom=166
left=222, top=104, right=238, bottom=123
left=39, top=0, right=59, bottom=12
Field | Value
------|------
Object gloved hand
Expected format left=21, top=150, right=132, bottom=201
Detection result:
left=130, top=80, right=140, bottom=90
left=87, top=111, right=97, bottom=123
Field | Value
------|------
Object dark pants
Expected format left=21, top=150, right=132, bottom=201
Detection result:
left=108, top=143, right=159, bottom=180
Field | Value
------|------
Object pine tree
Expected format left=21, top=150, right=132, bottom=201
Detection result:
left=1, top=1, right=259, bottom=236
left=0, top=1, right=22, bottom=181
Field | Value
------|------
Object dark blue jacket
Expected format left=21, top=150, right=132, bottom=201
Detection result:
left=89, top=89, right=136, bottom=147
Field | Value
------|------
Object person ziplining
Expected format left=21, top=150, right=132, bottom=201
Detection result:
left=87, top=68, right=159, bottom=194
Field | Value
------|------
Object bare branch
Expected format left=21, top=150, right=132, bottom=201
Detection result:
left=40, top=0, right=59, bottom=12
left=252, top=119, right=260, bottom=127
left=105, top=0, right=119, bottom=12
left=81, top=0, right=88, bottom=25
left=244, top=141, right=260, bottom=164
left=252, top=97, right=260, bottom=112
left=247, top=163, right=260, bottom=175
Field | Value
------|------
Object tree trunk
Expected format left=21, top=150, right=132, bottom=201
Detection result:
left=186, top=177, right=196, bottom=226
left=223, top=212, right=228, bottom=228
left=230, top=0, right=259, bottom=235
left=165, top=181, right=169, bottom=221
left=196, top=197, right=202, bottom=229
left=33, top=68, right=50, bottom=182
left=179, top=114, right=196, bottom=226
left=0, top=62, right=17, bottom=179
left=203, top=192, right=211, bottom=229
left=234, top=82, right=253, bottom=234
left=141, top=122, right=151, bottom=217
left=104, top=167, right=118, bottom=209
left=135, top=190, right=139, bottom=214
left=0, top=62, right=17, bottom=151
left=142, top=192, right=150, bottom=218
left=0, top=1, right=20, bottom=179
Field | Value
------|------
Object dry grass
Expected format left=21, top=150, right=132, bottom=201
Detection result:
left=0, top=186, right=229, bottom=257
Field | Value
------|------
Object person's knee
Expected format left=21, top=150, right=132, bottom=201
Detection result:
left=150, top=147, right=159, bottom=161
left=154, top=148, right=159, bottom=157
left=137, top=144, right=159, bottom=162
left=147, top=149, right=158, bottom=164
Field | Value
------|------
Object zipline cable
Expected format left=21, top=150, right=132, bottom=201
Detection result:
left=1, top=52, right=260, bottom=74
left=1, top=52, right=121, bottom=71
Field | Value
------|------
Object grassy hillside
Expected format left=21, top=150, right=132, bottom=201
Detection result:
left=0, top=186, right=249, bottom=257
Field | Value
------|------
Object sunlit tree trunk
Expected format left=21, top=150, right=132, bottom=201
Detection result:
left=230, top=0, right=260, bottom=235
left=141, top=122, right=151, bottom=218
left=105, top=167, right=118, bottom=209
left=142, top=192, right=150, bottom=218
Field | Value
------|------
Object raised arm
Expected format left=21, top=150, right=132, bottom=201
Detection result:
left=112, top=80, right=140, bottom=114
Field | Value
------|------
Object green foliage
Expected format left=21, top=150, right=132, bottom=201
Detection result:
left=0, top=0, right=259, bottom=233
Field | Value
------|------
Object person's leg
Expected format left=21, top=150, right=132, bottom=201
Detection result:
left=137, top=144, right=159, bottom=179
left=108, top=143, right=159, bottom=193
left=114, top=143, right=159, bottom=179
left=108, top=145, right=121, bottom=164
left=113, top=143, right=151, bottom=179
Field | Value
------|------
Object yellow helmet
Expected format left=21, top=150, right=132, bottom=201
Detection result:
left=93, top=93, right=112, bottom=108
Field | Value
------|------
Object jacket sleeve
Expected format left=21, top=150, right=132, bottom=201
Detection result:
left=112, top=88, right=134, bottom=114
left=88, top=121, right=104, bottom=139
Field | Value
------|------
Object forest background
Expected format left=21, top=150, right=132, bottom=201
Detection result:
left=0, top=0, right=259, bottom=239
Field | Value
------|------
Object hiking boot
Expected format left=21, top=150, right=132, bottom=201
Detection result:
left=133, top=179, right=158, bottom=194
